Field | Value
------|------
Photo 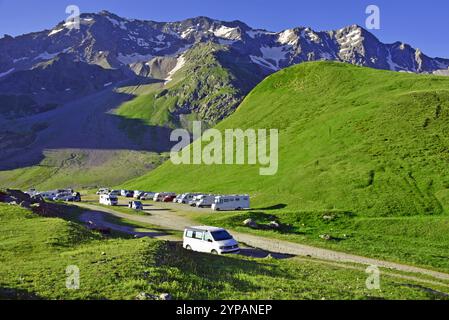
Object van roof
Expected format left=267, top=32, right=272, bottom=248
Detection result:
left=186, top=226, right=225, bottom=232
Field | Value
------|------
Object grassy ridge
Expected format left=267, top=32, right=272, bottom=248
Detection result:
left=1, top=203, right=448, bottom=300
left=0, top=150, right=166, bottom=190
left=126, top=61, right=449, bottom=217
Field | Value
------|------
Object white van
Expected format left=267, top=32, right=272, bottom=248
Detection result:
left=183, top=226, right=240, bottom=255
left=179, top=193, right=200, bottom=204
left=211, top=195, right=250, bottom=211
left=194, top=195, right=216, bottom=208
left=99, top=194, right=118, bottom=206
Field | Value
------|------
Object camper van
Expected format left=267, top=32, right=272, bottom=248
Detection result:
left=99, top=194, right=118, bottom=206
left=194, top=195, right=216, bottom=208
left=179, top=193, right=200, bottom=204
left=211, top=195, right=250, bottom=211
left=183, top=226, right=240, bottom=255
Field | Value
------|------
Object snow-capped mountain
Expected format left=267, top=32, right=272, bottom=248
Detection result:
left=0, top=10, right=448, bottom=122
left=1, top=10, right=448, bottom=77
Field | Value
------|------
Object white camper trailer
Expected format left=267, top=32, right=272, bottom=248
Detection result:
left=99, top=194, right=118, bottom=206
left=211, top=195, right=250, bottom=211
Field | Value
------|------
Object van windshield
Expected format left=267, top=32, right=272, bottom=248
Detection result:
left=211, top=230, right=233, bottom=241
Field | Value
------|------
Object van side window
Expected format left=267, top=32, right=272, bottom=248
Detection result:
left=235, top=198, right=240, bottom=201
left=186, top=230, right=194, bottom=238
left=194, top=232, right=203, bottom=240
left=224, top=199, right=229, bottom=203
left=204, top=233, right=213, bottom=242
left=244, top=197, right=248, bottom=201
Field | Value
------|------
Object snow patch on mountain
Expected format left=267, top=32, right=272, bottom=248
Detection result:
left=0, top=68, right=15, bottom=78
left=250, top=55, right=279, bottom=71
left=278, top=29, right=298, bottom=46
left=212, top=26, right=240, bottom=40
left=260, top=46, right=288, bottom=68
left=165, top=54, right=186, bottom=84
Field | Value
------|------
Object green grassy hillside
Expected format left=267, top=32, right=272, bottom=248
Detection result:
left=0, top=150, right=167, bottom=190
left=1, top=203, right=447, bottom=300
left=126, top=61, right=449, bottom=217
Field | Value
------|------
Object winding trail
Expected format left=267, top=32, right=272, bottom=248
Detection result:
left=75, top=201, right=449, bottom=283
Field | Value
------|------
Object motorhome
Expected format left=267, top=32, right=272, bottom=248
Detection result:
left=194, top=195, right=216, bottom=208
left=211, top=195, right=250, bottom=211
left=183, top=226, right=240, bottom=255
left=99, top=194, right=118, bottom=206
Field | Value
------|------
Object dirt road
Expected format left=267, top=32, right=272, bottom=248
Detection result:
left=75, top=201, right=449, bottom=282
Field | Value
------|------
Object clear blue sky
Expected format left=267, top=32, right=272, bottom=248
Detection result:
left=1, top=0, right=448, bottom=58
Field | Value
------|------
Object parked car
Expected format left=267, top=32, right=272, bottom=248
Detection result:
left=153, top=192, right=176, bottom=202
left=128, top=201, right=143, bottom=210
left=99, top=194, right=118, bottom=206
left=96, top=188, right=110, bottom=195
left=188, top=195, right=203, bottom=206
left=133, top=191, right=144, bottom=199
left=194, top=195, right=216, bottom=208
left=109, top=190, right=120, bottom=196
left=183, top=226, right=240, bottom=255
left=163, top=195, right=176, bottom=202
left=120, top=190, right=133, bottom=197
left=211, top=195, right=250, bottom=211
left=71, top=192, right=81, bottom=202
left=173, top=194, right=183, bottom=203
left=53, top=192, right=75, bottom=201
left=140, top=192, right=155, bottom=200
left=39, top=191, right=58, bottom=200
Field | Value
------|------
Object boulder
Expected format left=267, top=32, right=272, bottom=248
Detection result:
left=269, top=221, right=280, bottom=229
left=159, top=293, right=172, bottom=301
left=136, top=292, right=153, bottom=300
left=319, top=234, right=333, bottom=241
left=30, top=194, right=45, bottom=204
left=19, top=201, right=31, bottom=209
left=243, top=218, right=258, bottom=229
left=322, top=215, right=335, bottom=221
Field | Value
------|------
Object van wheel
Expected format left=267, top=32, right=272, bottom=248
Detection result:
left=186, top=245, right=192, bottom=250
left=211, top=250, right=218, bottom=255
left=236, top=207, right=242, bottom=211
